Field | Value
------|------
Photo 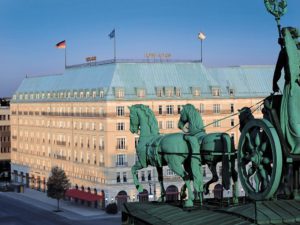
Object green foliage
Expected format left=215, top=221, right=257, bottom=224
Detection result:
left=47, top=166, right=71, bottom=202
left=105, top=203, right=118, bottom=214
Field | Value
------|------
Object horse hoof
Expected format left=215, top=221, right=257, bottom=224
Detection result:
left=184, top=200, right=194, bottom=208
left=136, top=185, right=143, bottom=193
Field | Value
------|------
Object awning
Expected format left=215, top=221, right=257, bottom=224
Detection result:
left=65, top=189, right=103, bottom=202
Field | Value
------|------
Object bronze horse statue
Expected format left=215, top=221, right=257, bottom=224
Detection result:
left=178, top=104, right=238, bottom=200
left=129, top=104, right=203, bottom=207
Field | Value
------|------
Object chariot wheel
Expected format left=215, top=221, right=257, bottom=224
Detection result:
left=238, top=119, right=282, bottom=200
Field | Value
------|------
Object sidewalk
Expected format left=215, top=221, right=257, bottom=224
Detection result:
left=0, top=188, right=120, bottom=220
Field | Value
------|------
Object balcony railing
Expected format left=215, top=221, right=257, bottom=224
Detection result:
left=116, top=162, right=128, bottom=167
left=56, top=155, right=67, bottom=160
left=56, top=141, right=66, bottom=146
left=116, top=145, right=128, bottom=150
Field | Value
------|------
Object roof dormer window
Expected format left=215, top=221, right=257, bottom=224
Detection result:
left=115, top=88, right=124, bottom=99
left=192, top=87, right=201, bottom=96
left=164, top=87, right=174, bottom=97
left=212, top=88, right=221, bottom=97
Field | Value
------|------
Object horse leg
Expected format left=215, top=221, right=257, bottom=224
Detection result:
left=204, top=162, right=219, bottom=195
left=190, top=155, right=203, bottom=205
left=231, top=157, right=239, bottom=205
left=131, top=161, right=144, bottom=193
left=156, top=166, right=166, bottom=202
left=168, top=160, right=194, bottom=207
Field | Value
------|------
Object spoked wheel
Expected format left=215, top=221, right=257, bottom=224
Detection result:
left=238, top=119, right=282, bottom=200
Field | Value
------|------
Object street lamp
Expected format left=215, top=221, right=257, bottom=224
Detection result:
left=148, top=181, right=154, bottom=200
left=198, top=32, right=206, bottom=63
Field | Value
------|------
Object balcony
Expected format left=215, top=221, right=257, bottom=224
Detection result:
left=115, top=162, right=128, bottom=167
left=99, top=162, right=105, bottom=167
left=57, top=141, right=66, bottom=146
left=116, top=146, right=128, bottom=150
left=99, top=146, right=105, bottom=150
left=56, top=155, right=67, bottom=160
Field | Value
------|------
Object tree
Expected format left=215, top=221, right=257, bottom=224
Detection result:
left=47, top=166, right=71, bottom=212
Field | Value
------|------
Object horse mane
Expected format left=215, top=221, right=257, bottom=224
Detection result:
left=182, top=104, right=205, bottom=132
left=134, top=104, right=159, bottom=134
left=238, top=107, right=254, bottom=132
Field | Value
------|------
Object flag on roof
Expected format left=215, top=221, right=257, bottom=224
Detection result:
left=108, top=29, right=115, bottom=39
left=55, top=40, right=66, bottom=49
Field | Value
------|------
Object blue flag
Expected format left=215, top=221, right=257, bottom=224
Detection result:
left=109, top=29, right=115, bottom=39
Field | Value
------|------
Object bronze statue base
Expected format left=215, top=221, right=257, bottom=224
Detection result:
left=122, top=199, right=300, bottom=225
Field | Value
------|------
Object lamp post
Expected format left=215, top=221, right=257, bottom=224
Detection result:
left=148, top=181, right=154, bottom=201
left=198, top=32, right=206, bottom=63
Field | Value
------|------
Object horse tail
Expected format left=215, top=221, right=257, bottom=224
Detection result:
left=221, top=133, right=231, bottom=190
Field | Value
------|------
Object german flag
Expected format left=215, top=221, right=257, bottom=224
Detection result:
left=55, top=40, right=66, bottom=49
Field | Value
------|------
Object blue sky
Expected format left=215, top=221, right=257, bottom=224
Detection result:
left=0, top=0, right=299, bottom=97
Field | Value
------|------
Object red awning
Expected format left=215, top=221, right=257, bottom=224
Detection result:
left=65, top=189, right=103, bottom=202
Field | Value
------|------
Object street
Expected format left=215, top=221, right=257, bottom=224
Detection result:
left=0, top=194, right=121, bottom=225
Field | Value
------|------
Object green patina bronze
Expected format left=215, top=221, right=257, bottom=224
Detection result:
left=237, top=0, right=300, bottom=201
left=178, top=104, right=238, bottom=203
left=129, top=104, right=203, bottom=207
left=129, top=104, right=239, bottom=207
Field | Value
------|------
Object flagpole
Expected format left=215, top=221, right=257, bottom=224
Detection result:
left=65, top=47, right=67, bottom=68
left=114, top=28, right=116, bottom=62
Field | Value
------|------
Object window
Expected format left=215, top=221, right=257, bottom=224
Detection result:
left=166, top=105, right=174, bottom=115
left=166, top=169, right=176, bottom=176
left=115, top=88, right=124, bottom=98
left=117, top=138, right=126, bottom=150
left=213, top=104, right=220, bottom=114
left=92, top=91, right=97, bottom=98
left=116, top=122, right=125, bottom=131
left=229, top=88, right=235, bottom=96
left=147, top=170, right=151, bottom=181
left=99, top=123, right=103, bottom=131
left=80, top=91, right=84, bottom=98
left=158, top=105, right=163, bottom=115
left=116, top=106, right=125, bottom=116
left=123, top=172, right=127, bottom=183
left=177, top=105, right=182, bottom=114
left=137, top=89, right=145, bottom=98
left=231, top=119, right=235, bottom=127
left=116, top=172, right=120, bottom=183
left=175, top=87, right=181, bottom=97
left=230, top=104, right=234, bottom=113
left=99, top=90, right=104, bottom=98
left=192, top=87, right=201, bottom=96
left=213, top=119, right=221, bottom=127
left=158, top=121, right=163, bottom=129
left=166, top=121, right=174, bottom=129
left=203, top=166, right=206, bottom=177
left=156, top=88, right=163, bottom=97
left=141, top=171, right=145, bottom=181
left=212, top=88, right=221, bottom=97
left=165, top=87, right=173, bottom=97
left=116, top=154, right=126, bottom=166
left=135, top=137, right=139, bottom=148
left=231, top=133, right=235, bottom=143
left=200, top=104, right=205, bottom=114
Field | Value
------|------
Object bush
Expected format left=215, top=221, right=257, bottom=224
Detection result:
left=105, top=203, right=118, bottom=214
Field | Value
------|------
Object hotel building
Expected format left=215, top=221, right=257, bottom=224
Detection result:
left=10, top=60, right=276, bottom=202
left=0, top=98, right=11, bottom=178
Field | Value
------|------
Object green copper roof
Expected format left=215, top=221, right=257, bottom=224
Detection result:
left=13, top=60, right=279, bottom=102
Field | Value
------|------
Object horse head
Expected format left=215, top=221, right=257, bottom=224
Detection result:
left=179, top=104, right=204, bottom=133
left=238, top=107, right=254, bottom=132
left=129, top=106, right=139, bottom=134
left=129, top=104, right=159, bottom=136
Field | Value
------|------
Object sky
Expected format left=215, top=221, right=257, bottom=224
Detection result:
left=0, top=0, right=299, bottom=97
